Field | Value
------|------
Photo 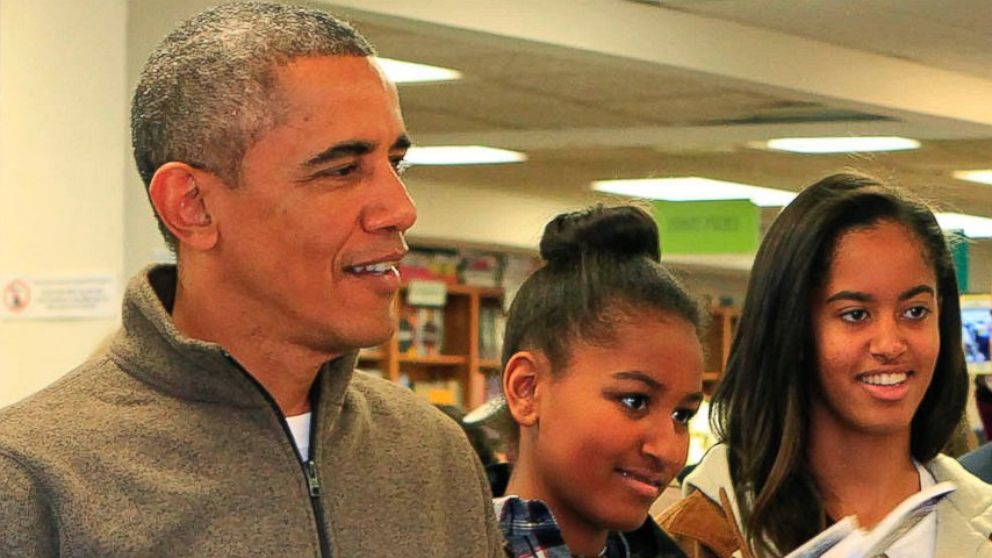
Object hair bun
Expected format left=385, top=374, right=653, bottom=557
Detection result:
left=539, top=205, right=661, bottom=264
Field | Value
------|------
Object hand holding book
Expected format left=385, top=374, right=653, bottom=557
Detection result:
left=784, top=482, right=955, bottom=558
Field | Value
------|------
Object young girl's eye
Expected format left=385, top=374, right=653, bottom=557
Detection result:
left=619, top=394, right=649, bottom=412
left=672, top=408, right=698, bottom=425
left=902, top=305, right=931, bottom=320
left=840, top=308, right=869, bottom=323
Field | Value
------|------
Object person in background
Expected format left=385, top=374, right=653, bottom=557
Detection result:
left=659, top=173, right=992, bottom=557
left=497, top=205, right=702, bottom=557
left=0, top=4, right=502, bottom=556
left=960, top=375, right=992, bottom=483
left=437, top=403, right=512, bottom=497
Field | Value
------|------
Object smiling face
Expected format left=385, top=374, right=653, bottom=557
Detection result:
left=206, top=55, right=416, bottom=354
left=810, top=220, right=940, bottom=441
left=529, top=311, right=704, bottom=535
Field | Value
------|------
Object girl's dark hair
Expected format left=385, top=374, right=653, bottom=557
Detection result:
left=500, top=205, right=704, bottom=442
left=711, top=173, right=968, bottom=555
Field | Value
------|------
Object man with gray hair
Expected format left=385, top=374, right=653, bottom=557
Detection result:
left=0, top=3, right=503, bottom=556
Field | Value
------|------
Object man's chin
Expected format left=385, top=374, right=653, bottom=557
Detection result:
left=318, top=324, right=394, bottom=356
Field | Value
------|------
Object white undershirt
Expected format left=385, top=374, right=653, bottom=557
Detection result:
left=883, top=461, right=938, bottom=558
left=285, top=412, right=312, bottom=462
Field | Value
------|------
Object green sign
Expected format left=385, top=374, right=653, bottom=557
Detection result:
left=949, top=230, right=969, bottom=293
left=652, top=200, right=759, bottom=254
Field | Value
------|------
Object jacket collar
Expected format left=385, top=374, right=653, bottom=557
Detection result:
left=683, top=444, right=745, bottom=531
left=928, top=454, right=992, bottom=555
left=108, top=264, right=357, bottom=411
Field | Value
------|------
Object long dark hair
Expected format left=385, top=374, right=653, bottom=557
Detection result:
left=500, top=204, right=704, bottom=444
left=711, top=173, right=968, bottom=554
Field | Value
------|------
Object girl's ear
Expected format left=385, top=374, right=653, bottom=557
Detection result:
left=503, top=350, right=548, bottom=428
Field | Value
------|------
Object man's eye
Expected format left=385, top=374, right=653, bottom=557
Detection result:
left=672, top=408, right=698, bottom=425
left=619, top=395, right=649, bottom=412
left=391, top=158, right=411, bottom=175
left=313, top=163, right=359, bottom=179
left=840, top=309, right=869, bottom=323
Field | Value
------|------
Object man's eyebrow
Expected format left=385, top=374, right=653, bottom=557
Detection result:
left=392, top=134, right=412, bottom=151
left=611, top=371, right=661, bottom=390
left=303, top=135, right=411, bottom=169
left=303, top=141, right=374, bottom=168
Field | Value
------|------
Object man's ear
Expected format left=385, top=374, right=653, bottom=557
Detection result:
left=503, top=350, right=548, bottom=428
left=147, top=162, right=218, bottom=251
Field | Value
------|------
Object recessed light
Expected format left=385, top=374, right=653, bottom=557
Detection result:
left=953, top=170, right=992, bottom=186
left=375, top=57, right=462, bottom=84
left=764, top=136, right=921, bottom=154
left=935, top=213, right=992, bottom=238
left=591, top=177, right=796, bottom=207
left=405, top=146, right=527, bottom=166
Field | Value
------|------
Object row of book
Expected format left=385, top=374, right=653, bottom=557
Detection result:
left=400, top=246, right=540, bottom=292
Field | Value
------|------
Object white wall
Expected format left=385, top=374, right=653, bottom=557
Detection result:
left=0, top=0, right=128, bottom=407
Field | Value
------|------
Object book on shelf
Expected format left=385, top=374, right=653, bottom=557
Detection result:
left=412, top=377, right=462, bottom=407
left=478, top=305, right=505, bottom=362
left=399, top=247, right=460, bottom=284
left=459, top=252, right=503, bottom=287
left=784, top=481, right=955, bottom=558
left=398, top=304, right=445, bottom=358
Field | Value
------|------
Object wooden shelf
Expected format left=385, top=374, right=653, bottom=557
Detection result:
left=398, top=354, right=468, bottom=366
left=478, top=359, right=501, bottom=371
left=357, top=350, right=383, bottom=362
left=399, top=282, right=503, bottom=299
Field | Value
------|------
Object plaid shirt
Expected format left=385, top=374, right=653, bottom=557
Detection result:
left=495, top=496, right=630, bottom=558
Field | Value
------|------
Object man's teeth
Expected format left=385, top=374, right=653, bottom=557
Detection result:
left=860, top=372, right=908, bottom=386
left=350, top=263, right=394, bottom=274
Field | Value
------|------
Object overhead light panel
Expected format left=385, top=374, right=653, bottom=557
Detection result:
left=405, top=145, right=527, bottom=166
left=591, top=177, right=797, bottom=207
left=953, top=170, right=992, bottom=186
left=375, top=57, right=462, bottom=84
left=935, top=212, right=992, bottom=238
left=764, top=136, right=921, bottom=154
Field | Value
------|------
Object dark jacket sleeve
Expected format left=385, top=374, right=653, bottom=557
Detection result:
left=0, top=452, right=59, bottom=557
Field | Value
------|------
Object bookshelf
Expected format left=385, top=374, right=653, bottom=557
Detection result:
left=358, top=282, right=504, bottom=410
left=355, top=247, right=742, bottom=408
left=703, top=305, right=741, bottom=392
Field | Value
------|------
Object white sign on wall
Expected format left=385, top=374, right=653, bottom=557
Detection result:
left=0, top=273, right=119, bottom=321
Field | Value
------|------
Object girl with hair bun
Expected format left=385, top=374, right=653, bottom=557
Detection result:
left=659, top=173, right=992, bottom=557
left=496, top=204, right=703, bottom=558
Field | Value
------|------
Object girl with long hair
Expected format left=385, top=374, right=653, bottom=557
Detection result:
left=660, top=173, right=992, bottom=557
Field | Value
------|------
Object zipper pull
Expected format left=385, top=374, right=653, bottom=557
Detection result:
left=305, top=460, right=321, bottom=498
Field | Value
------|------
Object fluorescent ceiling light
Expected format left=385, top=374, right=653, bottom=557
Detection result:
left=765, top=136, right=921, bottom=154
left=375, top=57, right=461, bottom=84
left=405, top=145, right=527, bottom=166
left=936, top=212, right=992, bottom=238
left=953, top=170, right=992, bottom=186
left=591, top=177, right=796, bottom=207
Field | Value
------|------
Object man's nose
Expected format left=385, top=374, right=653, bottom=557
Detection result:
left=362, top=164, right=417, bottom=234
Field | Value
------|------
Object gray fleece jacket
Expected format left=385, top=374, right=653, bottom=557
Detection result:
left=0, top=265, right=503, bottom=557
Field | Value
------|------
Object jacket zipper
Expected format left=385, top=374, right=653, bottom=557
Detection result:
left=223, top=351, right=333, bottom=558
